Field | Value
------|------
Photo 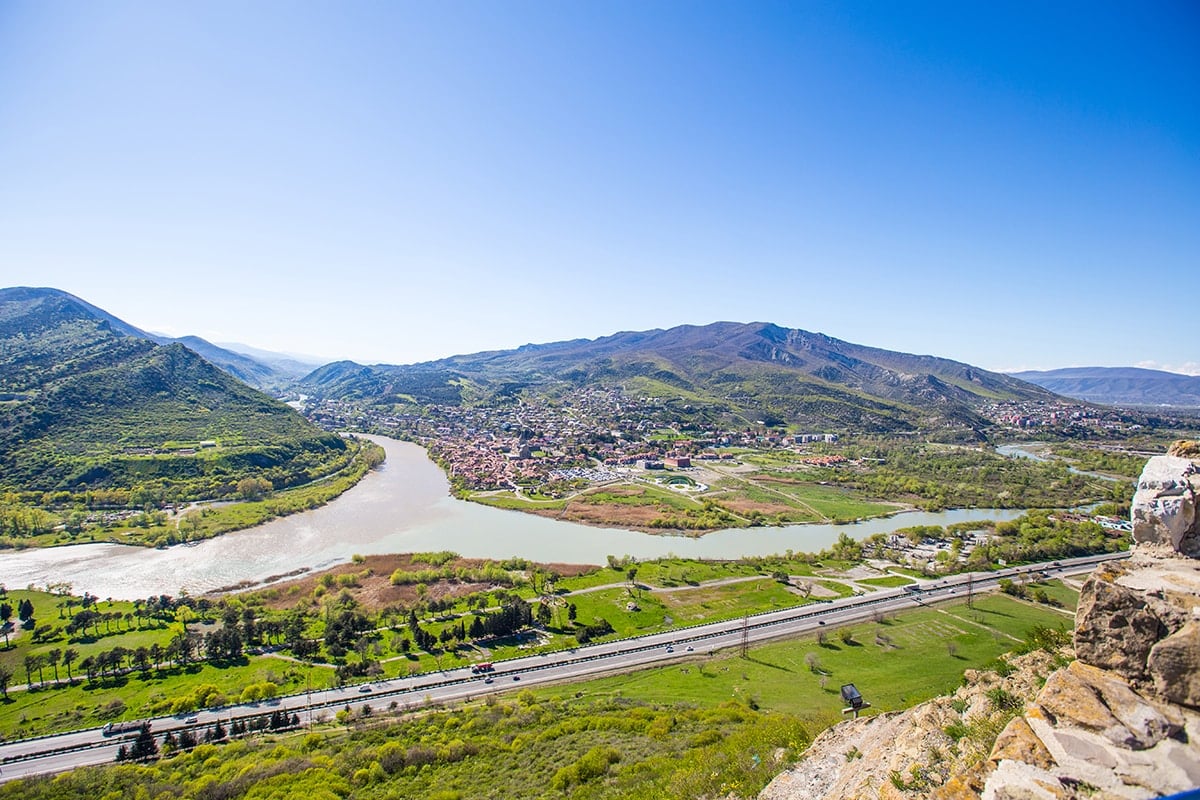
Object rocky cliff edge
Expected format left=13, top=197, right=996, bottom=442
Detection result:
left=760, top=441, right=1200, bottom=800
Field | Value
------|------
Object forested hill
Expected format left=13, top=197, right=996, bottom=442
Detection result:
left=298, top=321, right=1060, bottom=437
left=1011, top=367, right=1200, bottom=408
left=0, top=287, right=348, bottom=494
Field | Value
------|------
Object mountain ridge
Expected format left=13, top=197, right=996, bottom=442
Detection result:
left=1012, top=366, right=1200, bottom=408
left=0, top=286, right=348, bottom=494
left=0, top=287, right=296, bottom=390
left=298, top=320, right=1060, bottom=437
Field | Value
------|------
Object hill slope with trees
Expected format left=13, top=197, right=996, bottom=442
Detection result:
left=0, top=287, right=351, bottom=498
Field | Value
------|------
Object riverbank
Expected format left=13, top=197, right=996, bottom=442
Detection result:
left=0, top=438, right=385, bottom=551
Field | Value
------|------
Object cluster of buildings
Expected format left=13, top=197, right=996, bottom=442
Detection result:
left=300, top=388, right=844, bottom=494
left=980, top=400, right=1140, bottom=434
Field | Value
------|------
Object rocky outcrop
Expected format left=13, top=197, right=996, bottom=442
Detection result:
left=757, top=651, right=1065, bottom=800
left=1130, top=451, right=1198, bottom=557
left=977, top=446, right=1200, bottom=800
left=760, top=443, right=1200, bottom=800
left=1071, top=567, right=1166, bottom=681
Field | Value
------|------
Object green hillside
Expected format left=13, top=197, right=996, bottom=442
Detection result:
left=0, top=287, right=351, bottom=500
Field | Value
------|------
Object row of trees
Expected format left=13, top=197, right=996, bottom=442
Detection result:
left=115, top=711, right=304, bottom=763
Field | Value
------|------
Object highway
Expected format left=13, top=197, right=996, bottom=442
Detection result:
left=0, top=552, right=1126, bottom=783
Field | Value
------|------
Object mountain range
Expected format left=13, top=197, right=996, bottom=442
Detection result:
left=298, top=321, right=1057, bottom=437
left=1011, top=367, right=1200, bottom=409
left=4, top=286, right=1195, bottom=475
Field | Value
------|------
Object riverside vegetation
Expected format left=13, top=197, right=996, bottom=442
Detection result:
left=0, top=437, right=384, bottom=549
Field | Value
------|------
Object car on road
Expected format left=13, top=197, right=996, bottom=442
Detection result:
left=484, top=677, right=493, bottom=684
left=686, top=646, right=693, bottom=652
left=665, top=646, right=674, bottom=653
left=512, top=675, right=520, bottom=681
left=358, top=685, right=372, bottom=693
left=184, top=716, right=198, bottom=724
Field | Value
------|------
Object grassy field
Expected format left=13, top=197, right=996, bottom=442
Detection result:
left=0, top=554, right=1083, bottom=742
left=537, top=594, right=1072, bottom=717
left=469, top=493, right=568, bottom=511
left=1023, top=578, right=1081, bottom=611
left=2, top=654, right=334, bottom=740
left=854, top=575, right=916, bottom=588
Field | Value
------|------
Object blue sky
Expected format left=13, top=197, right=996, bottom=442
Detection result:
left=2, top=1, right=1197, bottom=373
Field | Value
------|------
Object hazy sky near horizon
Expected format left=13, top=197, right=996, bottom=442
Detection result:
left=2, top=2, right=1197, bottom=374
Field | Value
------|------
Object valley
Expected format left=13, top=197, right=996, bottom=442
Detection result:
left=0, top=289, right=1193, bottom=800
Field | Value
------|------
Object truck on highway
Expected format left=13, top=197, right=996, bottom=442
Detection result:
left=102, top=720, right=149, bottom=737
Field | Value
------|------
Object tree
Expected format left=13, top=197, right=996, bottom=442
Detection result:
left=0, top=664, right=11, bottom=699
left=133, top=647, right=151, bottom=675
left=47, top=648, right=61, bottom=683
left=236, top=476, right=273, bottom=501
left=62, top=647, right=78, bottom=682
left=180, top=511, right=202, bottom=542
left=206, top=719, right=226, bottom=742
left=130, top=725, right=159, bottom=761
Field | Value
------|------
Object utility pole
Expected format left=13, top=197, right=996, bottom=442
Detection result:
left=740, top=615, right=749, bottom=658
left=967, top=573, right=974, bottom=609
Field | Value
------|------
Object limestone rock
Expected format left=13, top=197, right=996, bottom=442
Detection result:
left=1130, top=455, right=1199, bottom=556
left=1073, top=571, right=1164, bottom=681
left=1148, top=620, right=1200, bottom=708
left=989, top=716, right=1055, bottom=770
left=1032, top=661, right=1181, bottom=750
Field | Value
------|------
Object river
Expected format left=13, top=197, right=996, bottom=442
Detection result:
left=0, top=436, right=1027, bottom=600
left=996, top=442, right=1124, bottom=481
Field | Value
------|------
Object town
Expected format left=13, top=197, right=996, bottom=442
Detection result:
left=299, top=389, right=1144, bottom=505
